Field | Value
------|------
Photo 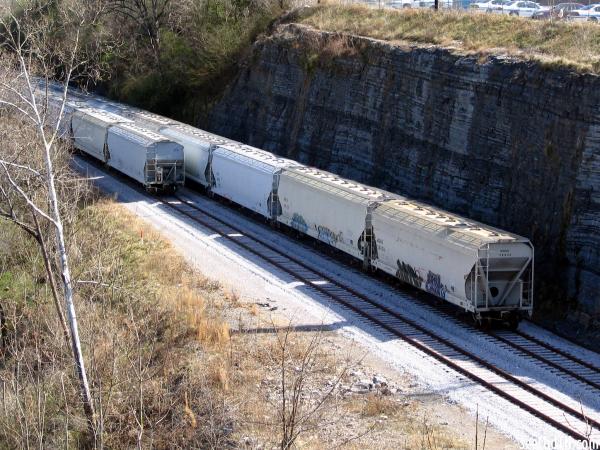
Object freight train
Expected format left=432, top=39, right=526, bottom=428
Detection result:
left=42, top=84, right=534, bottom=328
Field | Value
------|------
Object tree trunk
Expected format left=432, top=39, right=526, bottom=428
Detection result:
left=43, top=141, right=96, bottom=437
left=31, top=207, right=71, bottom=346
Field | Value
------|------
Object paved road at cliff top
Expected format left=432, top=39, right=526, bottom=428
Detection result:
left=75, top=156, right=599, bottom=450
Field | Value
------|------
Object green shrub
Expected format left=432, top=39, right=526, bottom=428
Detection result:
left=105, top=0, right=283, bottom=123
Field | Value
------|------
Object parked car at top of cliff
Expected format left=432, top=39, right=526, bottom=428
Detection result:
left=417, top=0, right=455, bottom=7
left=387, top=0, right=414, bottom=8
left=361, top=0, right=390, bottom=7
left=568, top=3, right=600, bottom=21
left=532, top=2, right=583, bottom=19
left=470, top=0, right=512, bottom=12
left=388, top=0, right=454, bottom=7
left=501, top=0, right=548, bottom=16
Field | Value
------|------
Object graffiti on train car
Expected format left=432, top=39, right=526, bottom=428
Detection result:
left=316, top=225, right=343, bottom=246
left=425, top=271, right=448, bottom=299
left=290, top=213, right=308, bottom=233
left=395, top=260, right=424, bottom=288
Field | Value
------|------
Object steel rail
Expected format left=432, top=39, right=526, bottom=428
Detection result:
left=523, top=318, right=600, bottom=359
left=394, top=292, right=600, bottom=392
left=515, top=330, right=600, bottom=374
left=400, top=299, right=600, bottom=392
left=272, top=212, right=600, bottom=394
left=372, top=277, right=600, bottom=392
left=369, top=279, right=600, bottom=392
left=161, top=193, right=599, bottom=442
left=489, top=331, right=600, bottom=392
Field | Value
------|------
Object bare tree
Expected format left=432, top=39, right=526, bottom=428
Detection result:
left=104, top=0, right=171, bottom=62
left=0, top=0, right=108, bottom=438
left=268, top=321, right=352, bottom=450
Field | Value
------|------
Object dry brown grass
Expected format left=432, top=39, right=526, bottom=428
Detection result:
left=225, top=287, right=241, bottom=305
left=0, top=198, right=234, bottom=448
left=294, top=5, right=600, bottom=72
left=361, top=393, right=403, bottom=417
left=198, top=319, right=231, bottom=346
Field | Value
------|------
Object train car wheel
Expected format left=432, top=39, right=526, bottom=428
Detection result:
left=473, top=315, right=491, bottom=330
left=506, top=314, right=520, bottom=331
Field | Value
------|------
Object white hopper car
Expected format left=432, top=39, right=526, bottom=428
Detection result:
left=44, top=84, right=534, bottom=326
left=71, top=108, right=132, bottom=161
left=160, top=124, right=230, bottom=186
left=125, top=110, right=181, bottom=132
left=45, top=96, right=88, bottom=137
left=277, top=166, right=387, bottom=262
left=210, top=143, right=300, bottom=219
left=370, top=198, right=533, bottom=326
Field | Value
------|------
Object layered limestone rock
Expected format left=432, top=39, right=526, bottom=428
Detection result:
left=208, top=23, right=600, bottom=335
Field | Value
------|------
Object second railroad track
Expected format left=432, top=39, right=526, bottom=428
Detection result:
left=159, top=192, right=600, bottom=444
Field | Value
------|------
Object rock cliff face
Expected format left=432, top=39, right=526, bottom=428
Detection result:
left=208, top=23, right=600, bottom=335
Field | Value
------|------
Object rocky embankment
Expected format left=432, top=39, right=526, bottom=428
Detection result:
left=208, top=23, right=600, bottom=341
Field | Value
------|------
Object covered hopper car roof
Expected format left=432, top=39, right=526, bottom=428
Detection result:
left=166, top=124, right=231, bottom=145
left=46, top=96, right=88, bottom=114
left=75, top=108, right=131, bottom=124
left=283, top=167, right=389, bottom=204
left=216, top=142, right=299, bottom=168
left=110, top=123, right=173, bottom=147
left=130, top=110, right=178, bottom=127
left=374, top=198, right=530, bottom=250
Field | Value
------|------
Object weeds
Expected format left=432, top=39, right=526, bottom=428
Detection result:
left=0, top=195, right=506, bottom=448
left=361, top=393, right=401, bottom=417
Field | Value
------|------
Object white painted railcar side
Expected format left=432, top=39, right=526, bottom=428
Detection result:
left=71, top=108, right=132, bottom=161
left=211, top=143, right=300, bottom=219
left=106, top=123, right=184, bottom=189
left=277, top=167, right=387, bottom=261
left=160, top=124, right=230, bottom=187
left=371, top=198, right=533, bottom=321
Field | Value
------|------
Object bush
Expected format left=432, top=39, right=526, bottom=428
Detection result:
left=105, top=0, right=283, bottom=123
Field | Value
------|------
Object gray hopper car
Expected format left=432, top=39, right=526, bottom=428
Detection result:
left=106, top=123, right=184, bottom=191
left=45, top=96, right=185, bottom=191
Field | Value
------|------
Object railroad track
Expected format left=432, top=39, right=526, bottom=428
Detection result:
left=159, top=192, right=600, bottom=443
left=174, top=189, right=600, bottom=397
left=395, top=295, right=600, bottom=393
left=489, top=330, right=600, bottom=391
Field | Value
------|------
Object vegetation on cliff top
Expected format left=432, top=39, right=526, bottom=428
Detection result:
left=295, top=5, right=600, bottom=73
left=48, top=1, right=600, bottom=123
